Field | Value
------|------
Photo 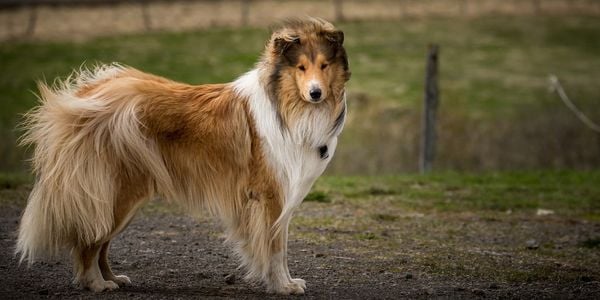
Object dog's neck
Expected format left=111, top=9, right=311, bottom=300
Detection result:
left=239, top=68, right=345, bottom=149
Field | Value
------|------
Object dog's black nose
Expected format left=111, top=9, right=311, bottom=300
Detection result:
left=309, top=89, right=322, bottom=101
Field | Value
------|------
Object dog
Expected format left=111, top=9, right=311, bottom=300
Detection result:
left=16, top=17, right=350, bottom=295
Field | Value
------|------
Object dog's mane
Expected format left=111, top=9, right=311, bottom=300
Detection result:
left=258, top=17, right=349, bottom=131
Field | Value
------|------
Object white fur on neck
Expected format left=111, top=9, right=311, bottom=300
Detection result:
left=232, top=68, right=343, bottom=224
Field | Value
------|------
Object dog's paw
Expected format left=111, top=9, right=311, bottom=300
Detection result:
left=270, top=280, right=306, bottom=295
left=292, top=278, right=306, bottom=290
left=112, top=275, right=131, bottom=286
left=87, top=279, right=119, bottom=292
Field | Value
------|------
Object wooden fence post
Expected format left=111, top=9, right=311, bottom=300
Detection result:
left=25, top=5, right=37, bottom=38
left=420, top=44, right=439, bottom=173
left=241, top=0, right=250, bottom=26
left=532, top=0, right=541, bottom=15
left=459, top=0, right=468, bottom=16
left=333, top=0, right=344, bottom=22
left=141, top=1, right=152, bottom=31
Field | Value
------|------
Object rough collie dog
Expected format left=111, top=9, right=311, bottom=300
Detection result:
left=16, top=18, right=349, bottom=295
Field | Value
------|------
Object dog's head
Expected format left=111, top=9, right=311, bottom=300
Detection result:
left=265, top=18, right=350, bottom=104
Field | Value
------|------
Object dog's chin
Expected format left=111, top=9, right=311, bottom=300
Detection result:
left=302, top=96, right=325, bottom=104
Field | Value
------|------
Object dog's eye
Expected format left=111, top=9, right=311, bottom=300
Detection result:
left=298, top=65, right=306, bottom=71
left=321, top=64, right=328, bottom=70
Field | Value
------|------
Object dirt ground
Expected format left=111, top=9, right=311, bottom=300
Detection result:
left=1, top=184, right=599, bottom=299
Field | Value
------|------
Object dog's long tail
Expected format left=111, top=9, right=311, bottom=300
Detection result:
left=16, top=64, right=175, bottom=264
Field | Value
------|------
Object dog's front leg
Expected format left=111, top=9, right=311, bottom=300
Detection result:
left=266, top=215, right=305, bottom=295
left=235, top=195, right=304, bottom=294
left=282, top=215, right=306, bottom=289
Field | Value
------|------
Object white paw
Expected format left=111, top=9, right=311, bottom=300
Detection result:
left=270, top=280, right=306, bottom=295
left=292, top=278, right=306, bottom=289
left=87, top=279, right=119, bottom=292
left=112, top=275, right=131, bottom=286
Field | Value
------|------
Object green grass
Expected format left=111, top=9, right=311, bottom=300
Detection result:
left=4, top=170, right=597, bottom=217
left=309, top=170, right=600, bottom=217
left=0, top=173, right=32, bottom=189
left=304, top=190, right=331, bottom=203
left=1, top=16, right=600, bottom=172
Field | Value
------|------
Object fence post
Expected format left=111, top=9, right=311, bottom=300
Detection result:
left=420, top=44, right=439, bottom=173
left=532, top=0, right=541, bottom=15
left=241, top=0, right=250, bottom=26
left=25, top=5, right=37, bottom=38
left=333, top=0, right=344, bottom=22
left=141, top=1, right=152, bottom=31
left=459, top=0, right=468, bottom=16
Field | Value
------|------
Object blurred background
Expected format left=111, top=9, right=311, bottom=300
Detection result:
left=2, top=3, right=600, bottom=296
left=1, top=0, right=600, bottom=175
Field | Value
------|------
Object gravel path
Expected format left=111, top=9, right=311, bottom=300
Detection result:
left=1, top=198, right=599, bottom=299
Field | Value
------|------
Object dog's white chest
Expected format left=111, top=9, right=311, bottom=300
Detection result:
left=233, top=69, right=344, bottom=210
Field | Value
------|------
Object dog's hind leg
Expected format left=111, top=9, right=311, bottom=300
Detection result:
left=73, top=244, right=119, bottom=292
left=99, top=240, right=131, bottom=286
left=96, top=175, right=152, bottom=288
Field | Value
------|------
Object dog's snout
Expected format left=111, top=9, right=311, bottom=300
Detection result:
left=309, top=88, right=322, bottom=101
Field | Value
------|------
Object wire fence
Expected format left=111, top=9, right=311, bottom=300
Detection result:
left=2, top=0, right=600, bottom=41
left=549, top=75, right=600, bottom=133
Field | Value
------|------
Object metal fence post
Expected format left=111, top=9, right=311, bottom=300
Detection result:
left=420, top=44, right=439, bottom=173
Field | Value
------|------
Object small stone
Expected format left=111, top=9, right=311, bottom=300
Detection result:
left=526, top=239, right=539, bottom=250
left=472, top=288, right=485, bottom=296
left=536, top=208, right=554, bottom=216
left=404, top=273, right=413, bottom=279
left=314, top=253, right=325, bottom=258
left=224, top=274, right=236, bottom=285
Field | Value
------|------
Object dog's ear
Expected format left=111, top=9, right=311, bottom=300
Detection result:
left=324, top=30, right=344, bottom=45
left=273, top=36, right=300, bottom=56
left=324, top=30, right=350, bottom=81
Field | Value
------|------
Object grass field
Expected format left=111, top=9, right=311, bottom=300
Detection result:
left=1, top=171, right=599, bottom=297
left=1, top=16, right=600, bottom=173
